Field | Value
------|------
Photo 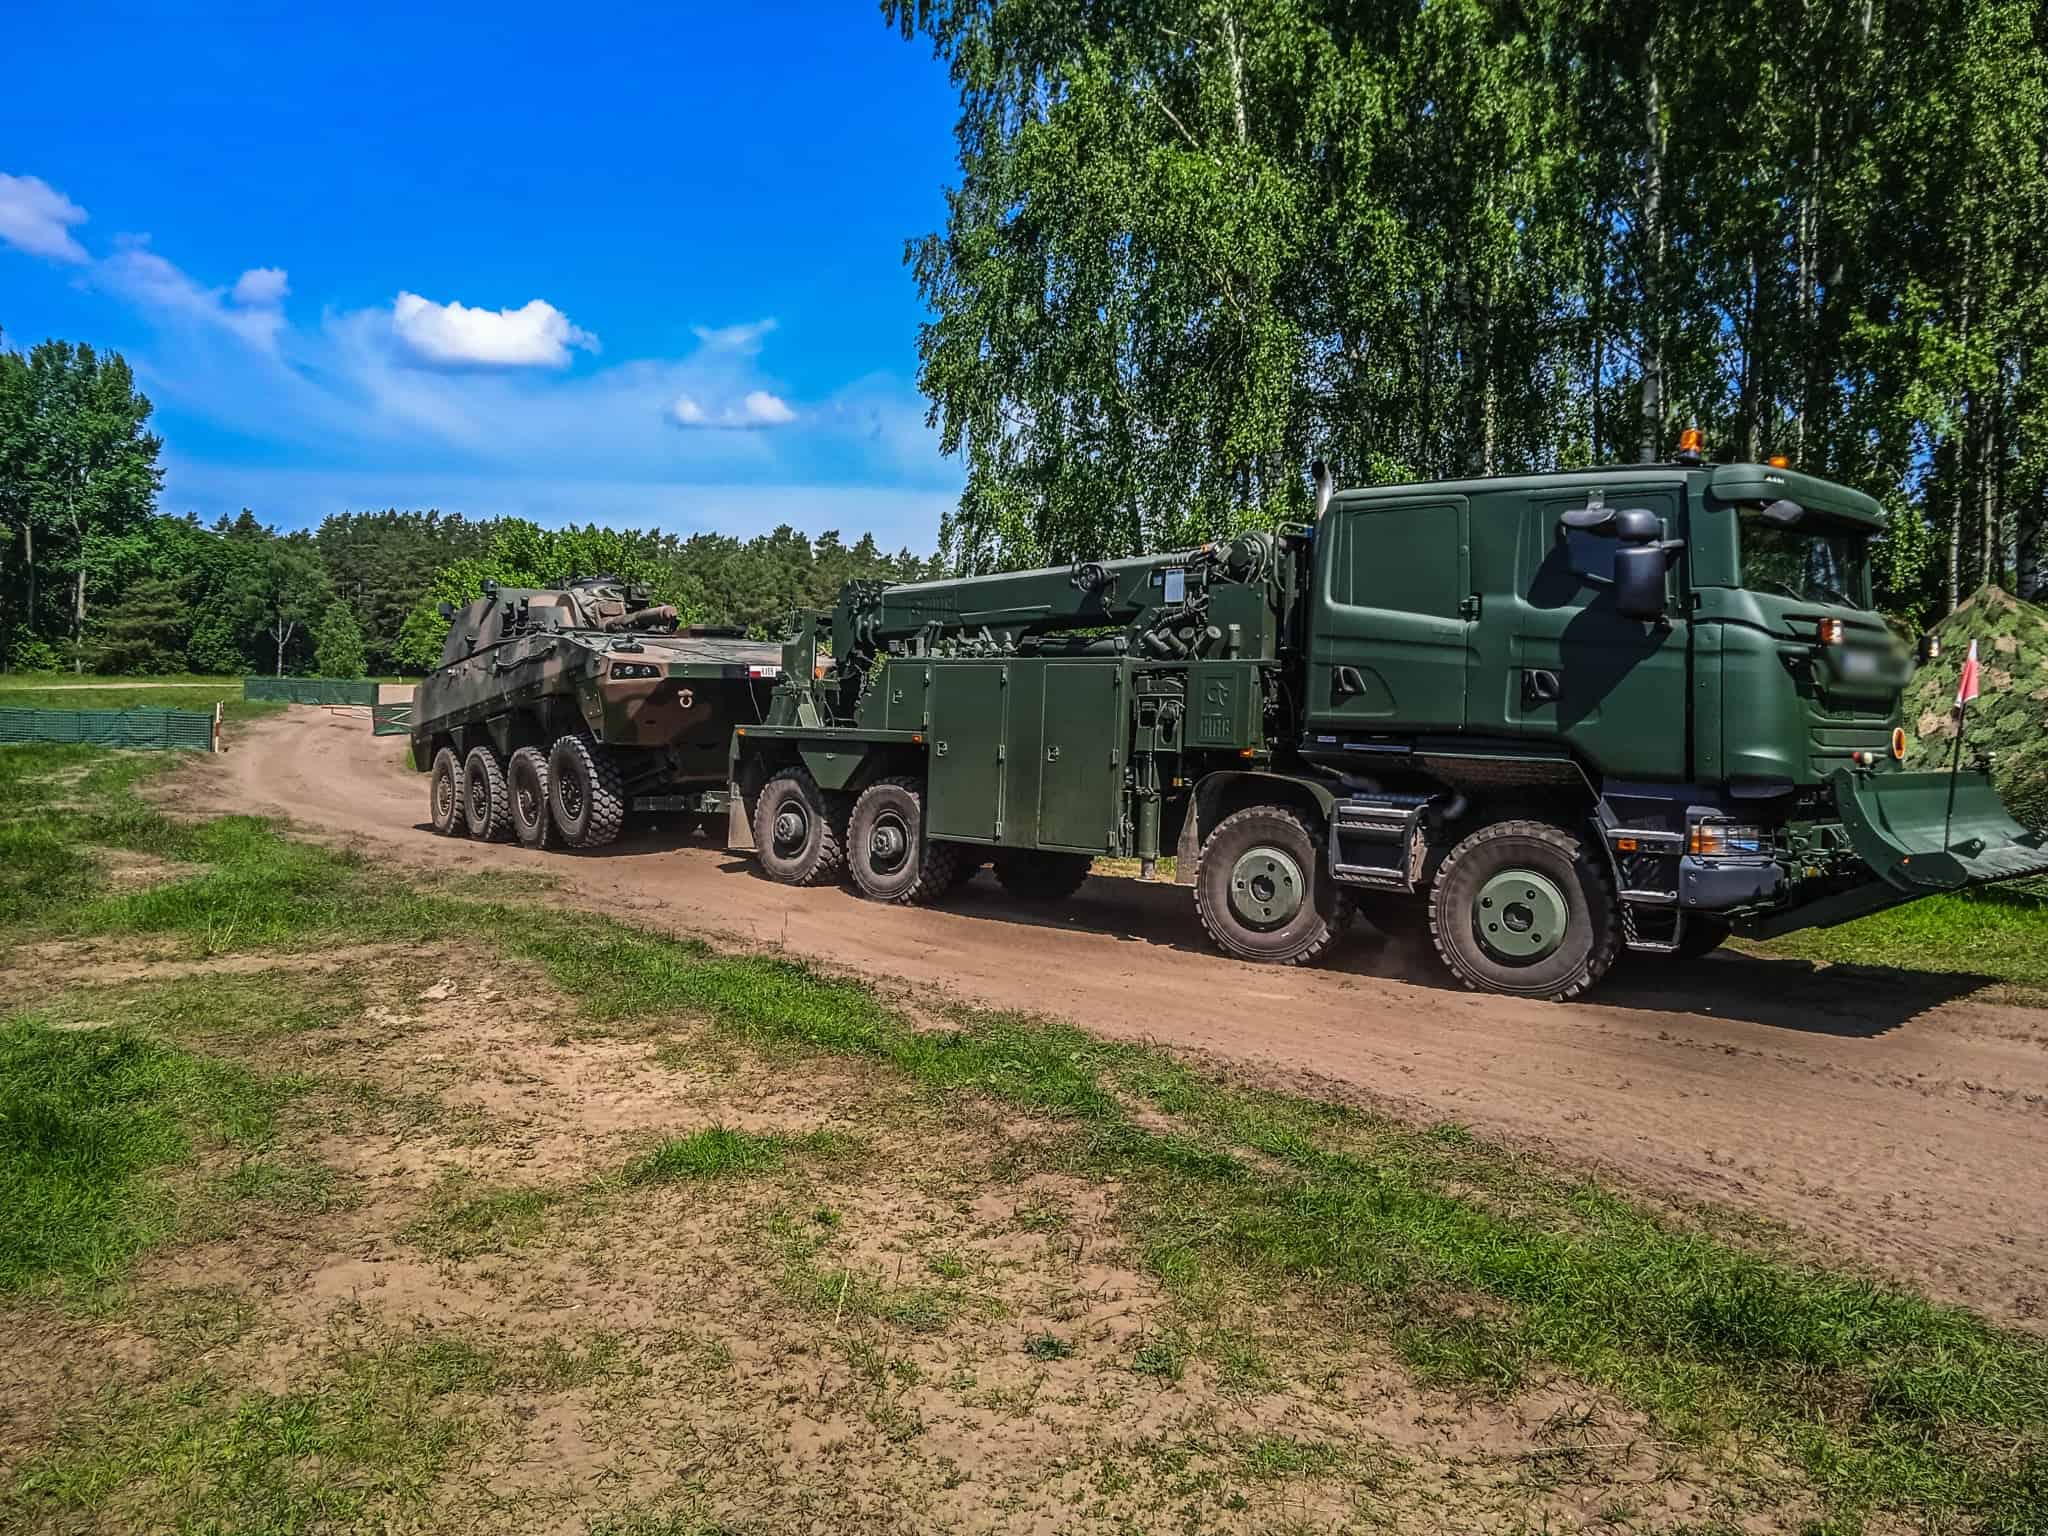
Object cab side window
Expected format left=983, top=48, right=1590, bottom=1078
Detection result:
left=1340, top=502, right=1461, bottom=619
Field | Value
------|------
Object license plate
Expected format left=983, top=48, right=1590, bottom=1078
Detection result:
left=1839, top=649, right=1882, bottom=678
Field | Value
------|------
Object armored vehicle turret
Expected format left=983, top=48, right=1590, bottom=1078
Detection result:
left=412, top=576, right=781, bottom=849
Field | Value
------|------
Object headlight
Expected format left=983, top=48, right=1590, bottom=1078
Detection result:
left=1689, top=820, right=1767, bottom=856
left=609, top=662, right=662, bottom=679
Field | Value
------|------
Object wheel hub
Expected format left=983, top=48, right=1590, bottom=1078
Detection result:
left=772, top=802, right=809, bottom=854
left=869, top=815, right=909, bottom=872
left=1227, top=846, right=1304, bottom=928
left=1474, top=868, right=1569, bottom=962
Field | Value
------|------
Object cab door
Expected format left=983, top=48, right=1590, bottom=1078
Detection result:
left=1489, top=488, right=1691, bottom=779
left=1306, top=494, right=1470, bottom=733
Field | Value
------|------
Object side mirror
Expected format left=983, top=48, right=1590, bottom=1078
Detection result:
left=1612, top=545, right=1669, bottom=621
left=1917, top=633, right=1942, bottom=663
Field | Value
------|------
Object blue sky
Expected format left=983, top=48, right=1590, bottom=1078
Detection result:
left=0, top=2, right=964, bottom=551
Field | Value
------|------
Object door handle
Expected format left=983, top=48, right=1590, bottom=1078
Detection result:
left=1333, top=665, right=1366, bottom=699
left=1521, top=668, right=1561, bottom=706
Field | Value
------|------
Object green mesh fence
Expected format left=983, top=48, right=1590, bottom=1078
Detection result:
left=0, top=707, right=215, bottom=751
left=242, top=677, right=379, bottom=706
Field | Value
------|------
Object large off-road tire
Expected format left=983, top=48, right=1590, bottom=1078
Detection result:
left=462, top=747, right=511, bottom=842
left=751, top=767, right=847, bottom=886
left=1428, top=819, right=1619, bottom=1000
left=507, top=746, right=553, bottom=850
left=992, top=849, right=1093, bottom=901
left=1194, top=805, right=1351, bottom=966
left=429, top=748, right=464, bottom=836
left=848, top=778, right=961, bottom=904
left=547, top=733, right=625, bottom=848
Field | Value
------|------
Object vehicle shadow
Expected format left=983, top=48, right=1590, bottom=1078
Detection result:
left=564, top=838, right=1991, bottom=1038
left=899, top=870, right=1988, bottom=1037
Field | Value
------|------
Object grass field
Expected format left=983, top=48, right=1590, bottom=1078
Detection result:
left=2, top=739, right=2046, bottom=1533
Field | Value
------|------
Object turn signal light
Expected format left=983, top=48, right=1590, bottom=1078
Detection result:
left=1892, top=727, right=1906, bottom=760
left=1817, top=617, right=1845, bottom=645
left=1689, top=821, right=1765, bottom=856
left=1766, top=454, right=1790, bottom=468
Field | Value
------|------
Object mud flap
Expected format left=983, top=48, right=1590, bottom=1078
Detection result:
left=1832, top=769, right=2048, bottom=893
left=726, top=781, right=755, bottom=852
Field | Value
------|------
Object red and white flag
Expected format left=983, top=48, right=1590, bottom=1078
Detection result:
left=1955, top=639, right=1981, bottom=710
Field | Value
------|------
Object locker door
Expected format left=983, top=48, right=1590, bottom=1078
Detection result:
left=1037, top=662, right=1122, bottom=852
left=927, top=662, right=1006, bottom=842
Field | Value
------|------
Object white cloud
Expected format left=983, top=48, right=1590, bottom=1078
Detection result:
left=670, top=388, right=797, bottom=429
left=739, top=389, right=796, bottom=424
left=691, top=317, right=777, bottom=354
left=97, top=242, right=286, bottom=349
left=231, top=266, right=290, bottom=306
left=390, top=291, right=598, bottom=369
left=0, top=171, right=89, bottom=263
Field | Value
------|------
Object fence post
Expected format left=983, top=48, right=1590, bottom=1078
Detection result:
left=214, top=701, right=223, bottom=754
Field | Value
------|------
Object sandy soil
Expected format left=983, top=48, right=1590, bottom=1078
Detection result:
left=196, top=707, right=2048, bottom=1327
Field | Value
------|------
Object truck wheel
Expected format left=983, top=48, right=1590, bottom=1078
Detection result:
left=462, top=747, right=511, bottom=842
left=429, top=748, right=463, bottom=836
left=1428, top=819, right=1618, bottom=1000
left=507, top=746, right=553, bottom=850
left=848, top=778, right=960, bottom=904
left=1194, top=806, right=1351, bottom=965
left=548, top=734, right=625, bottom=848
left=993, top=850, right=1092, bottom=901
left=751, top=767, right=847, bottom=886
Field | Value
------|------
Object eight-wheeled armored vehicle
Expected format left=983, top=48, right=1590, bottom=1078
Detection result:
left=727, top=456, right=2048, bottom=999
left=410, top=576, right=781, bottom=849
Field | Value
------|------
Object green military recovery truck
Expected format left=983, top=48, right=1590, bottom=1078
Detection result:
left=727, top=455, right=2047, bottom=1000
left=413, top=576, right=783, bottom=849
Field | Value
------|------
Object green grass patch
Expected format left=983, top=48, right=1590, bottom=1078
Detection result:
left=624, top=1125, right=799, bottom=1184
left=1751, top=884, right=2048, bottom=1000
left=0, top=1018, right=301, bottom=1300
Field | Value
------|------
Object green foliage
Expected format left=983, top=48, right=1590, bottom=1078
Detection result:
left=889, top=1, right=2048, bottom=613
left=0, top=333, right=164, bottom=667
left=311, top=599, right=366, bottom=679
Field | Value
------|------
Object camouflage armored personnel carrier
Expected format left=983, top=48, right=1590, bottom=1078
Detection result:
left=412, top=576, right=782, bottom=848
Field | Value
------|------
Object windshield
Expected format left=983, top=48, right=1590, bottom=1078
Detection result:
left=1738, top=512, right=1870, bottom=607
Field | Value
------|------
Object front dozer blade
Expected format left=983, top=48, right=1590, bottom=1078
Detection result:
left=1832, top=769, right=2048, bottom=893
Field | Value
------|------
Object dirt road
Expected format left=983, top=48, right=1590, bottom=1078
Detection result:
left=200, top=708, right=2048, bottom=1326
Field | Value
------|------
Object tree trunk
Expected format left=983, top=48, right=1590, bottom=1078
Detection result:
left=1981, top=381, right=2000, bottom=588
left=1638, top=64, right=1664, bottom=463
left=1220, top=10, right=1249, bottom=146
